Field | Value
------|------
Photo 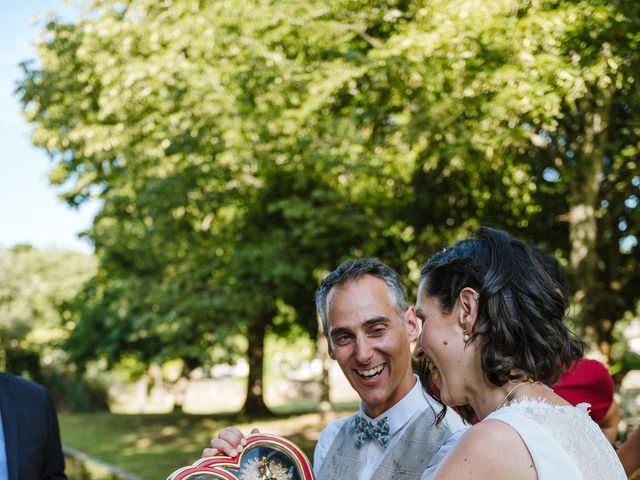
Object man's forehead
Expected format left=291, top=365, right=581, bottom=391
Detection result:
left=326, top=275, right=392, bottom=315
left=326, top=275, right=378, bottom=304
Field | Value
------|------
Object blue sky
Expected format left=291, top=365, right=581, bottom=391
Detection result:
left=0, top=0, right=98, bottom=254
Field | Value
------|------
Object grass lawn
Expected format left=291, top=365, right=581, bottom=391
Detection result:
left=59, top=405, right=356, bottom=480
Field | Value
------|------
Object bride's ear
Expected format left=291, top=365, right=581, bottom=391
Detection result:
left=458, top=287, right=480, bottom=334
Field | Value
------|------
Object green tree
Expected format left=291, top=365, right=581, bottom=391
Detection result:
left=19, top=0, right=402, bottom=414
left=407, top=0, right=640, bottom=355
left=18, top=0, right=640, bottom=417
left=303, top=0, right=640, bottom=354
left=0, top=245, right=96, bottom=378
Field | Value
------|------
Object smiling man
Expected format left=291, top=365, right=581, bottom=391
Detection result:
left=205, top=258, right=465, bottom=480
left=312, top=258, right=465, bottom=480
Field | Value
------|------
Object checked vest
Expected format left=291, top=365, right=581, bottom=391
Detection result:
left=315, top=407, right=455, bottom=480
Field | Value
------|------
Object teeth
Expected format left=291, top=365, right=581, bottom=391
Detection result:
left=358, top=364, right=385, bottom=377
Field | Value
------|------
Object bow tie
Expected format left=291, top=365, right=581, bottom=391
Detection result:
left=354, top=416, right=390, bottom=449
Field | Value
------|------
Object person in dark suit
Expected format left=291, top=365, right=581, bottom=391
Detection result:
left=0, top=372, right=67, bottom=480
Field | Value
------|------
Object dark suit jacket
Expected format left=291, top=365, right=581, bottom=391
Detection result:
left=0, top=373, right=67, bottom=480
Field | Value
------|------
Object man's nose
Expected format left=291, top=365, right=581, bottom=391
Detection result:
left=354, top=336, right=374, bottom=363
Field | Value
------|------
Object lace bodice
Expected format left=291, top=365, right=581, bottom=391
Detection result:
left=486, top=399, right=625, bottom=480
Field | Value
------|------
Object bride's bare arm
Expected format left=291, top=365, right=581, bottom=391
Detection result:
left=433, top=421, right=536, bottom=480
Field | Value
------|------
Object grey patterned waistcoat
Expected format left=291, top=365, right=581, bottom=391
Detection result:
left=316, top=407, right=454, bottom=480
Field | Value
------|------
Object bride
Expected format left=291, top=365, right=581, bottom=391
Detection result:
left=413, top=227, right=625, bottom=480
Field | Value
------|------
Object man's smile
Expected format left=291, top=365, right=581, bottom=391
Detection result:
left=356, top=363, right=386, bottom=379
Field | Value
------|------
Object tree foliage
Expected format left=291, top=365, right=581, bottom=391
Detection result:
left=365, top=0, right=640, bottom=353
left=18, top=0, right=640, bottom=412
left=0, top=245, right=96, bottom=378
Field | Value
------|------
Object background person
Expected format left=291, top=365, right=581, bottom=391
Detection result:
left=554, top=358, right=619, bottom=443
left=617, top=424, right=640, bottom=477
left=0, top=372, right=67, bottom=480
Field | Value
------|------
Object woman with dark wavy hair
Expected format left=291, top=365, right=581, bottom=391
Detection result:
left=413, top=227, right=624, bottom=479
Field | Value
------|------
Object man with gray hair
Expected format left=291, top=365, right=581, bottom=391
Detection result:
left=205, top=258, right=465, bottom=479
left=312, top=258, right=464, bottom=479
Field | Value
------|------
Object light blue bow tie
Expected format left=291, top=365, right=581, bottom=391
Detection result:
left=354, top=415, right=390, bottom=449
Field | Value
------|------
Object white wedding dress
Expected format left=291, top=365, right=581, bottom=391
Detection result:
left=486, top=399, right=625, bottom=479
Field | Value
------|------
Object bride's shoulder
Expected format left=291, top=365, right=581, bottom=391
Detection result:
left=464, top=418, right=526, bottom=445
left=433, top=420, right=535, bottom=480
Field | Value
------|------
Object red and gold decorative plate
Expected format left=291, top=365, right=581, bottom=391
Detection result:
left=167, top=433, right=314, bottom=480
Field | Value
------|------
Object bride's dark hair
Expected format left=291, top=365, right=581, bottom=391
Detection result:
left=418, top=226, right=583, bottom=424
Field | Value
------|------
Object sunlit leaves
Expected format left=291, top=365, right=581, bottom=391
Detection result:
left=17, top=0, right=640, bottom=371
left=0, top=246, right=96, bottom=375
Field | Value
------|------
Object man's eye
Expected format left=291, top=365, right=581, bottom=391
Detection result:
left=334, top=334, right=351, bottom=344
left=370, top=327, right=386, bottom=336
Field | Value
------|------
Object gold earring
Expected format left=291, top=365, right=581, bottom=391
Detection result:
left=463, top=329, right=470, bottom=342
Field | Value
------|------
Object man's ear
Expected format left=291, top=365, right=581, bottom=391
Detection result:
left=404, top=306, right=420, bottom=342
left=458, top=287, right=480, bottom=333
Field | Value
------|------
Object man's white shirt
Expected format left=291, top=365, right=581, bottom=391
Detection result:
left=313, top=376, right=467, bottom=480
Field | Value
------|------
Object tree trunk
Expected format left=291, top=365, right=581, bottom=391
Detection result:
left=241, top=310, right=272, bottom=417
left=568, top=86, right=613, bottom=356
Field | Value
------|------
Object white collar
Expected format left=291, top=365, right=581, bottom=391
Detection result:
left=359, top=375, right=428, bottom=435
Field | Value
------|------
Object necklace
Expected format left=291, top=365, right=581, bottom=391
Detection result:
left=495, top=381, right=540, bottom=410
